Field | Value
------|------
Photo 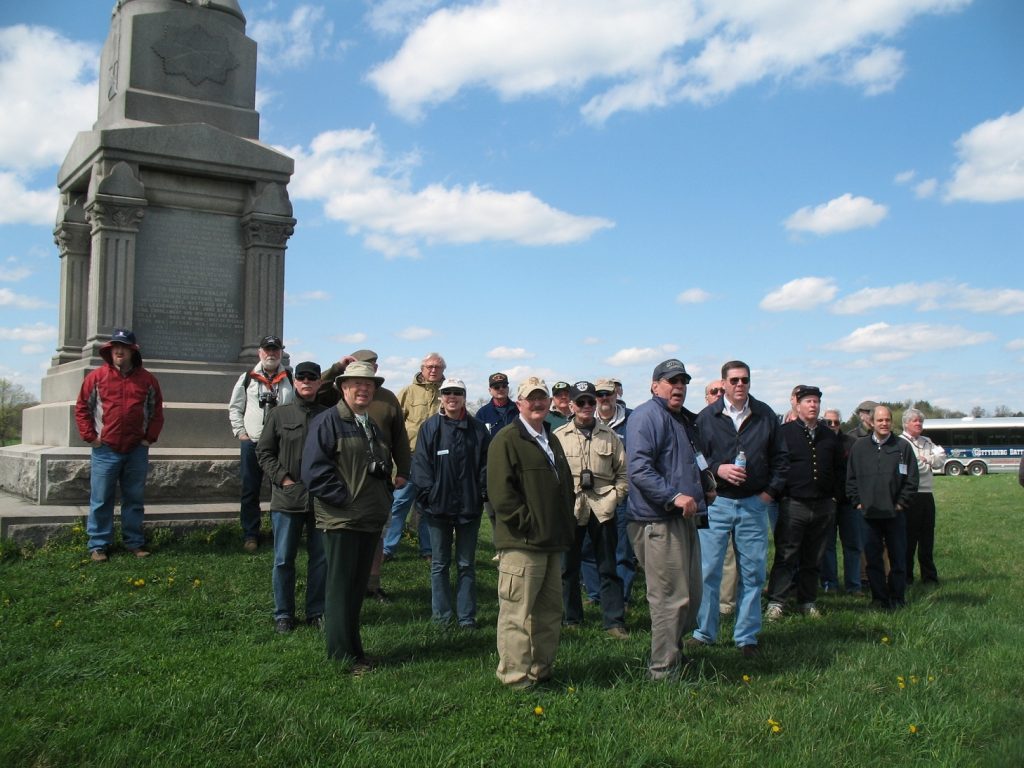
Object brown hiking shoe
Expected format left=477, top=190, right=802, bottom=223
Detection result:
left=128, top=548, right=151, bottom=558
left=243, top=537, right=258, bottom=553
left=90, top=549, right=108, bottom=563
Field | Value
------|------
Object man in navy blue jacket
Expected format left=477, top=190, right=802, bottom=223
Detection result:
left=626, top=359, right=712, bottom=680
left=689, top=360, right=789, bottom=658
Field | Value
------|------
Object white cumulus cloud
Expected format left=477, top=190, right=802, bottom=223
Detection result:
left=676, top=288, right=711, bottom=304
left=0, top=264, right=32, bottom=282
left=945, top=105, right=1024, bottom=202
left=330, top=332, right=368, bottom=345
left=367, top=0, right=969, bottom=123
left=833, top=322, right=994, bottom=352
left=1006, top=339, right=1024, bottom=351
left=396, top=326, right=434, bottom=341
left=784, top=194, right=888, bottom=235
left=914, top=178, right=938, bottom=198
left=760, top=277, right=838, bottom=311
left=284, top=126, right=613, bottom=258
left=0, top=288, right=50, bottom=310
left=0, top=322, right=55, bottom=342
left=605, top=344, right=678, bottom=367
left=487, top=346, right=534, bottom=360
left=285, top=290, right=330, bottom=305
left=248, top=5, right=339, bottom=71
left=832, top=282, right=1024, bottom=315
left=0, top=25, right=96, bottom=172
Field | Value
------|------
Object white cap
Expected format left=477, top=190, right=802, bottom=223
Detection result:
left=439, top=378, right=466, bottom=394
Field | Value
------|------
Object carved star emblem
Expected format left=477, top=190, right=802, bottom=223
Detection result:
left=152, top=24, right=239, bottom=86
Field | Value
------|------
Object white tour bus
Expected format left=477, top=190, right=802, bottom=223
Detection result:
left=922, top=417, right=1024, bottom=476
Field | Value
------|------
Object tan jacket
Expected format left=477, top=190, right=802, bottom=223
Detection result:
left=553, top=419, right=628, bottom=525
left=398, top=372, right=442, bottom=452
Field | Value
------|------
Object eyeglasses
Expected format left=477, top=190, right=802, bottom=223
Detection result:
left=825, top=419, right=839, bottom=426
left=596, top=391, right=614, bottom=397
left=728, top=376, right=750, bottom=385
left=575, top=398, right=596, bottom=407
left=295, top=374, right=319, bottom=382
left=440, top=390, right=465, bottom=397
left=707, top=388, right=724, bottom=396
left=491, top=383, right=508, bottom=389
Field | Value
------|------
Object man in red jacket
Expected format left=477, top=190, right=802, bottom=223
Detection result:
left=75, top=329, right=164, bottom=561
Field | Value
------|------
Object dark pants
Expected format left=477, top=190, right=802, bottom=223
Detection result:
left=239, top=439, right=264, bottom=539
left=819, top=500, right=863, bottom=592
left=562, top=515, right=625, bottom=629
left=905, top=492, right=938, bottom=583
left=863, top=511, right=908, bottom=608
left=766, top=497, right=835, bottom=605
left=323, top=529, right=379, bottom=662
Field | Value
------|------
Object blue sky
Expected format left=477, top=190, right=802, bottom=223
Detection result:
left=1, top=0, right=1021, bottom=417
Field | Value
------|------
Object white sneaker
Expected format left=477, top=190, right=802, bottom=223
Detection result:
left=800, top=602, right=821, bottom=618
left=765, top=602, right=784, bottom=621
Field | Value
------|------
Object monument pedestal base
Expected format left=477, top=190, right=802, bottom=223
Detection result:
left=0, top=446, right=242, bottom=505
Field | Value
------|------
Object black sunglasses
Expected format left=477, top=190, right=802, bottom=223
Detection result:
left=707, top=387, right=724, bottom=395
left=728, top=376, right=750, bottom=385
left=295, top=374, right=319, bottom=382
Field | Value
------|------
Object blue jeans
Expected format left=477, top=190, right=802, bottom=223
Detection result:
left=239, top=439, right=264, bottom=538
left=271, top=509, right=326, bottom=621
left=820, top=501, right=863, bottom=592
left=616, top=499, right=638, bottom=604
left=587, top=502, right=638, bottom=605
left=382, top=482, right=430, bottom=557
left=426, top=516, right=480, bottom=625
left=580, top=531, right=601, bottom=603
left=87, top=443, right=150, bottom=551
left=694, top=494, right=770, bottom=648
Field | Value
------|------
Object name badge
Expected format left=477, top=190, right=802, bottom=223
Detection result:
left=437, top=449, right=449, bottom=456
left=695, top=451, right=709, bottom=471
left=898, top=463, right=908, bottom=475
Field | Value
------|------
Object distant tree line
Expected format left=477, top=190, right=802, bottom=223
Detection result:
left=0, top=379, right=38, bottom=446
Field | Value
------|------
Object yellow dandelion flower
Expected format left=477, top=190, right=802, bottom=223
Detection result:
left=534, top=705, right=544, bottom=716
left=898, top=681, right=906, bottom=690
left=908, top=724, right=918, bottom=734
left=133, top=578, right=145, bottom=588
left=54, top=619, right=63, bottom=629
left=767, top=718, right=780, bottom=727
left=742, top=674, right=751, bottom=683
left=881, top=635, right=890, bottom=644
left=772, top=725, right=782, bottom=734
left=928, top=675, right=935, bottom=682
left=193, top=578, right=202, bottom=589
left=567, top=686, right=576, bottom=694
left=897, top=676, right=904, bottom=682
left=910, top=675, right=919, bottom=684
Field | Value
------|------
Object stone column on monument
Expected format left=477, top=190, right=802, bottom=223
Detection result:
left=82, top=162, right=147, bottom=356
left=51, top=197, right=92, bottom=366
left=239, top=182, right=295, bottom=362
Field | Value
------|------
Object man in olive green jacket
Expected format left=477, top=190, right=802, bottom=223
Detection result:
left=487, top=376, right=575, bottom=689
left=301, top=362, right=394, bottom=671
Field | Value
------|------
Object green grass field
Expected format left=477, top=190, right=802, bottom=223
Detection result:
left=2, top=475, right=1022, bottom=767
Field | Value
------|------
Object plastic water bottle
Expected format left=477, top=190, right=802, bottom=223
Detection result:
left=735, top=450, right=747, bottom=469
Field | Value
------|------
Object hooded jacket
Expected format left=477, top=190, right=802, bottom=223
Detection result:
left=75, top=341, right=163, bottom=453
